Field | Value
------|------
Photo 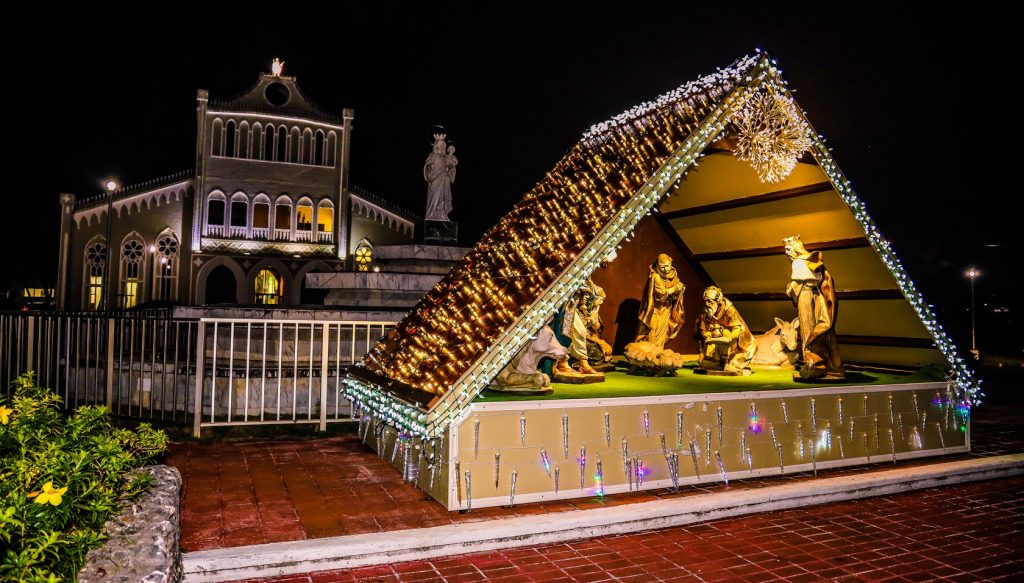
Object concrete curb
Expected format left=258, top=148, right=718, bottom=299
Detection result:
left=183, top=453, right=1024, bottom=582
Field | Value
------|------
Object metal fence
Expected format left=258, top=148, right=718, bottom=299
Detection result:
left=0, top=312, right=394, bottom=437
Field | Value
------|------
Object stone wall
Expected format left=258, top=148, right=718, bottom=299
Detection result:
left=78, top=465, right=183, bottom=583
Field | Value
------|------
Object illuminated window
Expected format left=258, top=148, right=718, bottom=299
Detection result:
left=275, top=203, right=291, bottom=230
left=317, top=202, right=333, bottom=234
left=253, top=202, right=270, bottom=229
left=84, top=239, right=106, bottom=310
left=254, top=269, right=282, bottom=304
left=152, top=231, right=179, bottom=302
left=120, top=236, right=146, bottom=309
left=296, top=202, right=313, bottom=231
left=354, top=239, right=373, bottom=272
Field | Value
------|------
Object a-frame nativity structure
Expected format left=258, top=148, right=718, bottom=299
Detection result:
left=343, top=52, right=979, bottom=510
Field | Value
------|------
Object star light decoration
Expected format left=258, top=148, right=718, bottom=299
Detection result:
left=344, top=49, right=980, bottom=441
left=731, top=90, right=812, bottom=182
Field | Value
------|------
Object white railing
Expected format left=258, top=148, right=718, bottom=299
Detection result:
left=317, top=231, right=334, bottom=243
left=295, top=230, right=313, bottom=242
left=192, top=318, right=394, bottom=436
left=273, top=228, right=291, bottom=241
left=228, top=225, right=247, bottom=238
left=1, top=311, right=199, bottom=424
left=1, top=313, right=396, bottom=437
left=251, top=226, right=269, bottom=240
left=205, top=224, right=226, bottom=237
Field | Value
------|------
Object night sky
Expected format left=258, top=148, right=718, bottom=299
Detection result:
left=6, top=5, right=1018, bottom=354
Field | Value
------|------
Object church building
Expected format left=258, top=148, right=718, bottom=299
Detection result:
left=55, top=60, right=418, bottom=311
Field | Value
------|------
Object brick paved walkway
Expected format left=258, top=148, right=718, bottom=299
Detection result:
left=167, top=395, right=1023, bottom=552
left=238, top=475, right=1024, bottom=582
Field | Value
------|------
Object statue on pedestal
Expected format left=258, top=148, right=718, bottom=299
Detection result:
left=696, top=286, right=755, bottom=376
left=784, top=235, right=845, bottom=381
left=424, top=133, right=454, bottom=222
left=625, top=254, right=687, bottom=373
left=552, top=278, right=609, bottom=383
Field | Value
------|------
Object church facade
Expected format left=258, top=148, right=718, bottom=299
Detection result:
left=55, top=63, right=418, bottom=311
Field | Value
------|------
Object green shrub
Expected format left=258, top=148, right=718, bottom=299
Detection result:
left=0, top=373, right=168, bottom=582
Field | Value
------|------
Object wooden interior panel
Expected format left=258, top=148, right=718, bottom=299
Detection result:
left=669, top=191, right=864, bottom=255
left=702, top=246, right=898, bottom=294
left=660, top=153, right=828, bottom=213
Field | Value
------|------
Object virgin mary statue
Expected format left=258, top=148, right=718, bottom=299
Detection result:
left=424, top=134, right=453, bottom=221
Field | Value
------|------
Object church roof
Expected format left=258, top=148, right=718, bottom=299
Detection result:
left=74, top=170, right=194, bottom=210
left=208, top=73, right=343, bottom=124
left=346, top=52, right=979, bottom=439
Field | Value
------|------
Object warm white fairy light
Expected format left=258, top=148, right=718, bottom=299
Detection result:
left=340, top=52, right=979, bottom=478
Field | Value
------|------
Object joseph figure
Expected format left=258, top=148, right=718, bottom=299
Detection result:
left=635, top=254, right=686, bottom=349
left=784, top=235, right=845, bottom=381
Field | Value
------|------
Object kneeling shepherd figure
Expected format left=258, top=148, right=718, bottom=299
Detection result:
left=697, top=286, right=755, bottom=375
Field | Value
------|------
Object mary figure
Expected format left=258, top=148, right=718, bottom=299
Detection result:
left=424, top=134, right=453, bottom=221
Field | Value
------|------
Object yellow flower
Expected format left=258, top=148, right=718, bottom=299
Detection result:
left=29, top=481, right=68, bottom=506
left=0, top=405, right=11, bottom=425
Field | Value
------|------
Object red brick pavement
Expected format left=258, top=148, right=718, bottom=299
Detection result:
left=238, top=475, right=1024, bottom=582
left=167, top=402, right=1022, bottom=552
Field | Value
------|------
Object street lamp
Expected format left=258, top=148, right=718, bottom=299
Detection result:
left=102, top=178, right=119, bottom=311
left=966, top=268, right=980, bottom=360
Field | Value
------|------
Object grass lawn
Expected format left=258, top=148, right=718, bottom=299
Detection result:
left=477, top=364, right=946, bottom=402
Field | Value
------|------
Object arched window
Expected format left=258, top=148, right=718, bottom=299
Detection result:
left=296, top=197, right=314, bottom=241
left=290, top=127, right=301, bottom=162
left=316, top=199, right=334, bottom=242
left=252, top=123, right=263, bottom=159
left=314, top=130, right=325, bottom=166
left=302, top=128, right=313, bottom=164
left=353, top=239, right=373, bottom=272
left=225, top=120, right=237, bottom=157
left=229, top=192, right=248, bottom=237
left=152, top=231, right=179, bottom=302
left=239, top=121, right=250, bottom=158
left=326, top=131, right=337, bottom=166
left=211, top=119, right=224, bottom=156
left=119, top=235, right=146, bottom=309
left=274, top=196, right=292, bottom=239
left=276, top=126, right=287, bottom=162
left=206, top=191, right=226, bottom=237
left=84, top=238, right=106, bottom=310
left=252, top=193, right=271, bottom=237
left=264, top=124, right=276, bottom=161
left=254, top=269, right=283, bottom=305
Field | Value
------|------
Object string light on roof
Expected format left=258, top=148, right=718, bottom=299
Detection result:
left=342, top=53, right=979, bottom=440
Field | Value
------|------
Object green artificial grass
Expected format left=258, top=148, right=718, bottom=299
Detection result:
left=477, top=364, right=946, bottom=402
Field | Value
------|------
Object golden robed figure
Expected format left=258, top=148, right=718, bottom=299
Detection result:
left=696, top=286, right=755, bottom=376
left=625, top=254, right=687, bottom=371
left=784, top=235, right=845, bottom=381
